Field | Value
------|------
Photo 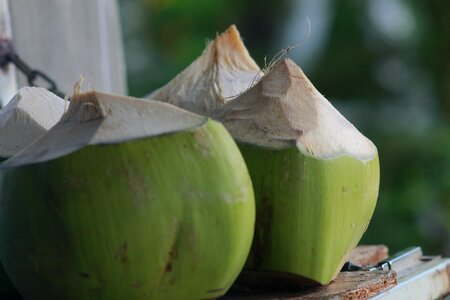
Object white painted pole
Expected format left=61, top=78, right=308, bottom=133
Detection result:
left=8, top=0, right=127, bottom=95
left=0, top=0, right=17, bottom=107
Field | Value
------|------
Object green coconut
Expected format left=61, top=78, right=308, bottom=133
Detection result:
left=151, top=39, right=379, bottom=285
left=148, top=24, right=261, bottom=115
left=0, top=87, right=65, bottom=298
left=0, top=91, right=255, bottom=299
left=210, top=59, right=379, bottom=285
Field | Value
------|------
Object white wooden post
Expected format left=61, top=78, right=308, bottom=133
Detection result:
left=0, top=0, right=17, bottom=107
left=1, top=0, right=126, bottom=107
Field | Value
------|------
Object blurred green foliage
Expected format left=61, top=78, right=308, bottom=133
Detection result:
left=362, top=129, right=450, bottom=254
left=121, top=0, right=290, bottom=95
left=119, top=0, right=450, bottom=255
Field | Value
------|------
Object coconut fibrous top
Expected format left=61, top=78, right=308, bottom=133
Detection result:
left=148, top=25, right=261, bottom=115
left=0, top=87, right=66, bottom=158
left=211, top=59, right=377, bottom=161
left=1, top=91, right=207, bottom=168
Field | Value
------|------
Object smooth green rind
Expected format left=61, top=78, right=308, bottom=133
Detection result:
left=240, top=144, right=379, bottom=285
left=0, top=120, right=255, bottom=300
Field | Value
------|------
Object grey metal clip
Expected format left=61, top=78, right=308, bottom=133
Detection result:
left=342, top=246, right=423, bottom=272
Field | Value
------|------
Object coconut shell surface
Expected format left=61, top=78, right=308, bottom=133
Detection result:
left=0, top=92, right=255, bottom=299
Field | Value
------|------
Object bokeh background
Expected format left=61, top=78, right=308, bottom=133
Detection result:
left=118, top=0, right=450, bottom=255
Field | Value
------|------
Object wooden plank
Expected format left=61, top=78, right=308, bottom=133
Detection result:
left=8, top=0, right=126, bottom=96
left=0, top=0, right=17, bottom=107
left=300, top=271, right=396, bottom=300
left=225, top=271, right=397, bottom=300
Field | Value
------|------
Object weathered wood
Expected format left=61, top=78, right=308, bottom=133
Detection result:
left=8, top=0, right=126, bottom=97
left=300, top=271, right=396, bottom=300
left=225, top=271, right=397, bottom=300
left=0, top=0, right=17, bottom=107
left=233, top=245, right=390, bottom=290
left=226, top=245, right=396, bottom=299
left=348, top=245, right=389, bottom=267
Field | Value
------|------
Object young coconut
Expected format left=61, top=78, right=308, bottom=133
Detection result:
left=210, top=59, right=380, bottom=285
left=148, top=24, right=261, bottom=115
left=152, top=52, right=379, bottom=285
left=0, top=87, right=65, bottom=297
left=0, top=91, right=255, bottom=299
